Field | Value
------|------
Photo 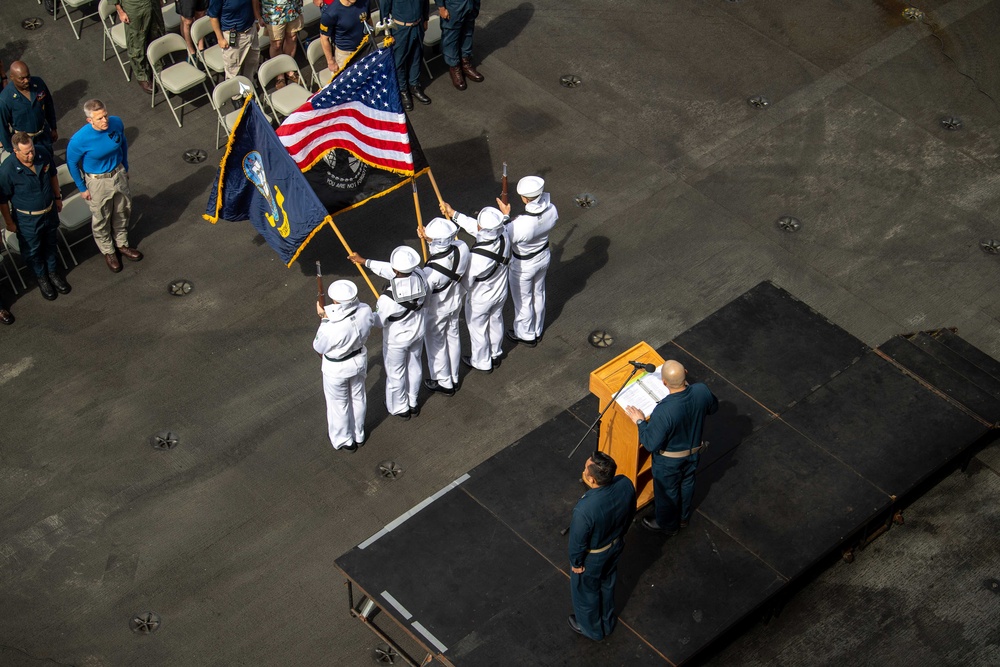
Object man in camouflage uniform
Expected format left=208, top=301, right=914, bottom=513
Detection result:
left=115, top=0, right=165, bottom=94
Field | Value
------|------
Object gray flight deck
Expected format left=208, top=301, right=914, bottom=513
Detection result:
left=2, top=0, right=1000, bottom=665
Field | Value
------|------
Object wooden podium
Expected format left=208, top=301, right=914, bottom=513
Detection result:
left=589, top=341, right=664, bottom=509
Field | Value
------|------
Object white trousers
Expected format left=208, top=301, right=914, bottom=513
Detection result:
left=322, top=365, right=367, bottom=449
left=383, top=338, right=423, bottom=414
left=424, top=308, right=461, bottom=388
left=509, top=250, right=550, bottom=340
left=465, top=297, right=504, bottom=370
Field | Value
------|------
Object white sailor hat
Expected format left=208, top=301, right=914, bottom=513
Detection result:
left=390, top=245, right=421, bottom=273
left=424, top=217, right=458, bottom=240
left=516, top=175, right=544, bottom=199
left=477, top=207, right=505, bottom=230
left=328, top=279, right=358, bottom=302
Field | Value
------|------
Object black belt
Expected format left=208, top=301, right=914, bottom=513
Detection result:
left=325, top=347, right=363, bottom=362
left=512, top=242, right=549, bottom=261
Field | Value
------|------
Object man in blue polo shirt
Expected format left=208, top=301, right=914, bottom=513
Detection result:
left=66, top=99, right=142, bottom=274
left=0, top=61, right=58, bottom=156
left=626, top=360, right=718, bottom=535
left=319, top=0, right=370, bottom=82
left=0, top=131, right=69, bottom=302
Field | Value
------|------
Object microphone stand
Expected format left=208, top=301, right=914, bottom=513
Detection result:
left=567, top=365, right=642, bottom=459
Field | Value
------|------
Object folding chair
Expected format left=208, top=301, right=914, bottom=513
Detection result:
left=55, top=165, right=93, bottom=267
left=212, top=76, right=269, bottom=149
left=99, top=0, right=131, bottom=81
left=55, top=0, right=101, bottom=40
left=1, top=230, right=29, bottom=290
left=0, top=237, right=21, bottom=295
left=422, top=13, right=443, bottom=79
left=191, top=15, right=225, bottom=82
left=147, top=33, right=213, bottom=127
left=258, top=55, right=311, bottom=121
left=162, top=0, right=181, bottom=32
left=306, top=37, right=332, bottom=91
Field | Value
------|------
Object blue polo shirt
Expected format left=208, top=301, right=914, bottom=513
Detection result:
left=65, top=116, right=129, bottom=193
left=320, top=0, right=368, bottom=51
left=207, top=0, right=256, bottom=32
left=0, top=146, right=57, bottom=213
left=0, top=77, right=57, bottom=153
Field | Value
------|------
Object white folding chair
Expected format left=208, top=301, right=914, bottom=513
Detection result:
left=258, top=55, right=311, bottom=121
left=162, top=0, right=181, bottom=32
left=191, top=15, right=225, bottom=81
left=211, top=76, right=270, bottom=149
left=422, top=13, right=443, bottom=78
left=55, top=164, right=93, bottom=267
left=296, top=1, right=323, bottom=50
left=0, top=236, right=21, bottom=295
left=306, top=37, right=332, bottom=91
left=99, top=0, right=131, bottom=81
left=1, top=230, right=29, bottom=290
left=147, top=33, right=213, bottom=127
left=55, top=0, right=100, bottom=40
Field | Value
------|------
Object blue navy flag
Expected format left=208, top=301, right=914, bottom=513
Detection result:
left=204, top=100, right=332, bottom=267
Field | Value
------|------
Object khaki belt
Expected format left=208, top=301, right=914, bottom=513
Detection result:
left=587, top=537, right=619, bottom=554
left=16, top=203, right=53, bottom=216
left=393, top=18, right=421, bottom=26
left=86, top=164, right=124, bottom=180
left=16, top=129, right=44, bottom=138
left=658, top=442, right=708, bottom=459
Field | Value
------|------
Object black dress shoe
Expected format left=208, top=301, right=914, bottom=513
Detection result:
left=641, top=517, right=678, bottom=536
left=400, top=90, right=414, bottom=111
left=461, top=355, right=492, bottom=374
left=388, top=403, right=410, bottom=420
left=49, top=272, right=71, bottom=294
left=491, top=356, right=502, bottom=368
left=411, top=86, right=431, bottom=105
left=408, top=404, right=420, bottom=417
left=339, top=442, right=358, bottom=452
left=0, top=308, right=13, bottom=325
left=36, top=274, right=57, bottom=301
left=423, top=378, right=456, bottom=395
left=568, top=615, right=585, bottom=636
left=505, top=329, right=537, bottom=347
left=679, top=520, right=689, bottom=529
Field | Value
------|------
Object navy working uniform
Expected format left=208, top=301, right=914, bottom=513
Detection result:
left=0, top=145, right=62, bottom=283
left=380, top=0, right=428, bottom=97
left=568, top=475, right=636, bottom=641
left=638, top=383, right=718, bottom=532
left=0, top=76, right=57, bottom=155
left=437, top=0, right=483, bottom=88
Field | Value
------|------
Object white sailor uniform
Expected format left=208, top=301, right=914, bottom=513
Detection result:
left=313, top=300, right=375, bottom=448
left=507, top=192, right=558, bottom=341
left=455, top=211, right=511, bottom=371
left=422, top=239, right=470, bottom=389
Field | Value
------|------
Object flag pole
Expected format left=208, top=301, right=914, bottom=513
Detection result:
left=327, top=219, right=380, bottom=299
left=411, top=178, right=429, bottom=262
left=425, top=168, right=444, bottom=205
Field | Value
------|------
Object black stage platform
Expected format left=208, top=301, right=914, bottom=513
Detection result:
left=335, top=282, right=1000, bottom=666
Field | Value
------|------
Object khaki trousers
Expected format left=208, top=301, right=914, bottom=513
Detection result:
left=85, top=168, right=132, bottom=254
left=222, top=27, right=260, bottom=98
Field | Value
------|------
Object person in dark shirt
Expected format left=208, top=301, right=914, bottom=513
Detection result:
left=437, top=0, right=483, bottom=90
left=0, top=132, right=69, bottom=302
left=0, top=62, right=58, bottom=156
left=626, top=360, right=718, bottom=535
left=319, top=0, right=370, bottom=79
left=380, top=0, right=429, bottom=110
left=567, top=451, right=636, bottom=641
left=208, top=0, right=262, bottom=110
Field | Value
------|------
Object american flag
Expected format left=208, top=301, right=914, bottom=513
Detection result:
left=276, top=48, right=415, bottom=174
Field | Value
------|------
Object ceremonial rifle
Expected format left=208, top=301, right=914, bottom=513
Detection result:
left=500, top=162, right=508, bottom=206
left=316, top=260, right=325, bottom=308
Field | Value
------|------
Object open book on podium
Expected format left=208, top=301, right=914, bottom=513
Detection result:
left=589, top=341, right=665, bottom=509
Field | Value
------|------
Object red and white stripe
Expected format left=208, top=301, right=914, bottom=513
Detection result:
left=277, top=101, right=413, bottom=173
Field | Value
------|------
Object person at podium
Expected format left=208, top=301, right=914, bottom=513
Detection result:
left=567, top=452, right=636, bottom=641
left=625, top=360, right=718, bottom=535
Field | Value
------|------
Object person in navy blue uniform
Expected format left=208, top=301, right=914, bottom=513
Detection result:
left=436, top=0, right=483, bottom=90
left=0, top=132, right=70, bottom=303
left=567, top=451, right=636, bottom=641
left=0, top=62, right=58, bottom=156
left=626, top=360, right=718, bottom=534
left=380, top=0, right=430, bottom=110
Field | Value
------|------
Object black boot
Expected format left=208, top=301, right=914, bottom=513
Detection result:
left=411, top=86, right=431, bottom=105
left=49, top=272, right=71, bottom=294
left=36, top=274, right=57, bottom=301
left=400, top=89, right=414, bottom=111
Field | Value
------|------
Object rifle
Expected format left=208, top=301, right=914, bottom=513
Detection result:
left=500, top=162, right=508, bottom=206
left=316, top=260, right=325, bottom=308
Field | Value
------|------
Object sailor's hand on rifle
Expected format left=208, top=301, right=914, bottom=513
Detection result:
left=416, top=226, right=428, bottom=241
left=348, top=252, right=366, bottom=265
left=496, top=198, right=511, bottom=217
left=316, top=302, right=327, bottom=318
left=439, top=201, right=456, bottom=219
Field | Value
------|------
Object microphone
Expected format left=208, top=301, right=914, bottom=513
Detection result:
left=628, top=360, right=656, bottom=373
